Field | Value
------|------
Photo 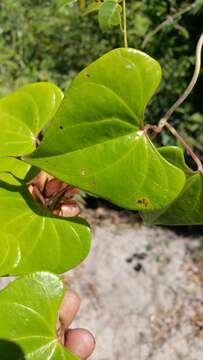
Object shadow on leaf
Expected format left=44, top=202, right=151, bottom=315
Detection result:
left=0, top=339, right=25, bottom=360
left=0, top=179, right=88, bottom=227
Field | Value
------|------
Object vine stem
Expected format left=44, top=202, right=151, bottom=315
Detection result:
left=79, top=0, right=86, bottom=11
left=144, top=123, right=203, bottom=173
left=142, top=2, right=198, bottom=49
left=159, top=33, right=203, bottom=125
left=164, top=122, right=203, bottom=173
left=122, top=0, right=128, bottom=48
left=157, top=33, right=203, bottom=173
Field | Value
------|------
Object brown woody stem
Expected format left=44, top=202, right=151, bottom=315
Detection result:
left=164, top=122, right=203, bottom=173
left=144, top=123, right=203, bottom=173
left=142, top=3, right=198, bottom=49
left=156, top=33, right=203, bottom=173
left=159, top=33, right=203, bottom=124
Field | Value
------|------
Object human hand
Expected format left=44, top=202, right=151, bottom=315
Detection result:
left=59, top=289, right=95, bottom=359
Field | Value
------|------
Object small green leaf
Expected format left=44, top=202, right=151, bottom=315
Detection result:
left=25, top=49, right=185, bottom=210
left=141, top=147, right=203, bottom=225
left=158, top=146, right=194, bottom=177
left=142, top=173, right=203, bottom=225
left=0, top=82, right=63, bottom=157
left=83, top=1, right=101, bottom=15
left=0, top=159, right=91, bottom=276
left=98, top=0, right=122, bottom=31
left=0, top=272, right=79, bottom=360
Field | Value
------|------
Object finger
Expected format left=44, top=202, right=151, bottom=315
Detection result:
left=59, top=290, right=81, bottom=330
left=65, top=328, right=96, bottom=360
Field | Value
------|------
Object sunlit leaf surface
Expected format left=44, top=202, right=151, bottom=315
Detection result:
left=0, top=82, right=63, bottom=156
left=0, top=272, right=79, bottom=360
left=26, top=49, right=185, bottom=210
left=0, top=159, right=91, bottom=276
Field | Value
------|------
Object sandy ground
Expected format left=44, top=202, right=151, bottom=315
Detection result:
left=1, top=218, right=203, bottom=359
left=67, top=222, right=203, bottom=360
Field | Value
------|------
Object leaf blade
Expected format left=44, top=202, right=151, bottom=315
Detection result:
left=25, top=132, right=185, bottom=211
left=141, top=147, right=203, bottom=225
left=0, top=160, right=91, bottom=276
left=0, top=83, right=63, bottom=157
left=25, top=49, right=185, bottom=211
left=0, top=272, right=79, bottom=360
left=98, top=1, right=122, bottom=31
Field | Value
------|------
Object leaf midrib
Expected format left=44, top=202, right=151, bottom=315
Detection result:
left=28, top=130, right=138, bottom=164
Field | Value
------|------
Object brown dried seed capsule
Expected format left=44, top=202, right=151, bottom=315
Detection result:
left=28, top=184, right=46, bottom=205
left=28, top=184, right=34, bottom=196
left=62, top=199, right=77, bottom=206
left=64, top=187, right=80, bottom=198
left=60, top=203, right=81, bottom=218
left=29, top=171, right=50, bottom=193
left=44, top=179, right=68, bottom=198
left=53, top=208, right=61, bottom=216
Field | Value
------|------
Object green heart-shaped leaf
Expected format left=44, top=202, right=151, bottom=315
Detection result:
left=0, top=159, right=91, bottom=276
left=69, top=47, right=162, bottom=127
left=141, top=147, right=203, bottom=225
left=0, top=83, right=91, bottom=276
left=83, top=1, right=101, bottom=16
left=98, top=1, right=122, bottom=31
left=0, top=82, right=63, bottom=157
left=25, top=49, right=185, bottom=210
left=0, top=272, right=79, bottom=360
left=158, top=146, right=194, bottom=177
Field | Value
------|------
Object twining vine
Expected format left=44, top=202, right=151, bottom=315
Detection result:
left=144, top=33, right=203, bottom=173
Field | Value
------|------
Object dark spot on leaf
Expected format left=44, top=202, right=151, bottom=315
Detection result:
left=85, top=73, right=90, bottom=78
left=137, top=198, right=149, bottom=208
left=134, top=263, right=142, bottom=272
left=59, top=125, right=64, bottom=130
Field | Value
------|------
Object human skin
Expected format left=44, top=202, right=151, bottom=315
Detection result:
left=59, top=290, right=95, bottom=359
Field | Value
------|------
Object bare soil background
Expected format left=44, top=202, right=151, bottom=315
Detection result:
left=68, top=208, right=203, bottom=360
